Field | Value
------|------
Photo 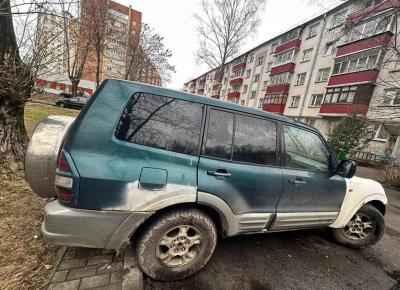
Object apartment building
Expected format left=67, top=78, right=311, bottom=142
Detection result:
left=35, top=9, right=96, bottom=95
left=184, top=0, right=400, bottom=160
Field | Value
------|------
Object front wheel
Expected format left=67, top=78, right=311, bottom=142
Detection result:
left=332, top=204, right=385, bottom=249
left=135, top=208, right=217, bottom=281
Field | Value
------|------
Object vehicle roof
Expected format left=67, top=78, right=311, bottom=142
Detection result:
left=108, top=79, right=318, bottom=132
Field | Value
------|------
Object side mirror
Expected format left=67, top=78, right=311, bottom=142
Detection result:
left=336, top=159, right=357, bottom=178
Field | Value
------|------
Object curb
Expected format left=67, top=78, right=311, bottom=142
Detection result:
left=43, top=246, right=67, bottom=289
left=122, top=245, right=143, bottom=290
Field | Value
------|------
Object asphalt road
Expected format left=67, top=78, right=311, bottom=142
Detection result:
left=145, top=187, right=400, bottom=290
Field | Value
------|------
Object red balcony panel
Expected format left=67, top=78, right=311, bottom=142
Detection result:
left=319, top=103, right=369, bottom=115
left=347, top=0, right=400, bottom=24
left=262, top=104, right=286, bottom=113
left=198, top=88, right=205, bottom=94
left=270, top=62, right=296, bottom=76
left=212, top=83, right=221, bottom=90
left=328, top=70, right=378, bottom=86
left=36, top=79, right=46, bottom=87
left=190, top=83, right=196, bottom=88
left=275, top=39, right=301, bottom=54
left=60, top=83, right=66, bottom=90
left=211, top=95, right=220, bottom=99
left=199, top=78, right=206, bottom=84
left=227, top=91, right=240, bottom=99
left=230, top=77, right=243, bottom=86
left=266, top=83, right=290, bottom=94
left=232, top=62, right=246, bottom=72
left=336, top=32, right=393, bottom=57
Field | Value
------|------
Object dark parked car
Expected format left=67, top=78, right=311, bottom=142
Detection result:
left=26, top=79, right=388, bottom=281
left=55, top=96, right=88, bottom=109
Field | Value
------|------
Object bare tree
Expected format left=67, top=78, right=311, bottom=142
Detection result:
left=125, top=23, right=175, bottom=85
left=194, top=0, right=266, bottom=69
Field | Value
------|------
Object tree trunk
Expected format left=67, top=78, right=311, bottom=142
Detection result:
left=70, top=79, right=79, bottom=97
left=0, top=102, right=28, bottom=164
left=96, top=49, right=101, bottom=87
left=0, top=0, right=31, bottom=164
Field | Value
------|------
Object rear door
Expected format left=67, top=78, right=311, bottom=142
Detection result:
left=270, top=124, right=346, bottom=230
left=197, top=108, right=283, bottom=231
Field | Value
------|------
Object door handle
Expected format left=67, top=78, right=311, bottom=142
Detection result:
left=289, top=177, right=306, bottom=186
left=207, top=169, right=231, bottom=177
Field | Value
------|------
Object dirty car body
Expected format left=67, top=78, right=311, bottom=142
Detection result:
left=25, top=79, right=388, bottom=281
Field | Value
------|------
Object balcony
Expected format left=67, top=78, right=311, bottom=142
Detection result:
left=275, top=39, right=301, bottom=54
left=346, top=0, right=400, bottom=24
left=336, top=32, right=393, bottom=57
left=230, top=77, right=243, bottom=86
left=262, top=103, right=286, bottom=114
left=212, top=83, right=221, bottom=90
left=232, top=62, right=246, bottom=72
left=199, top=78, right=206, bottom=84
left=211, top=95, right=220, bottom=99
left=270, top=62, right=296, bottom=76
left=198, top=88, right=205, bottom=94
left=328, top=69, right=379, bottom=86
left=190, top=82, right=196, bottom=88
left=265, top=83, right=290, bottom=94
left=319, top=103, right=369, bottom=115
left=227, top=91, right=240, bottom=99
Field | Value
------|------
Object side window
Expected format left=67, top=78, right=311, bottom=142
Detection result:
left=115, top=93, right=203, bottom=155
left=203, top=109, right=277, bottom=165
left=204, top=109, right=234, bottom=159
left=283, top=125, right=330, bottom=172
left=233, top=114, right=277, bottom=165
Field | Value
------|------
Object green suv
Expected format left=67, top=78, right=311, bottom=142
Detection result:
left=25, top=79, right=387, bottom=281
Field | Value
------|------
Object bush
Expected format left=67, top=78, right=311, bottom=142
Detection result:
left=379, top=164, right=400, bottom=188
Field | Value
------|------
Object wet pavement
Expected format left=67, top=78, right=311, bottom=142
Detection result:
left=145, top=187, right=400, bottom=290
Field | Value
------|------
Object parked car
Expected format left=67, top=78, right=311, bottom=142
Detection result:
left=25, top=79, right=388, bottom=281
left=55, top=96, right=88, bottom=109
left=59, top=92, right=72, bottom=98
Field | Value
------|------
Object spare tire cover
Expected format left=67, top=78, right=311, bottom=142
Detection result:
left=25, top=115, right=76, bottom=198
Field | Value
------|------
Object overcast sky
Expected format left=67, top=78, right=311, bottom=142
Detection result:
left=119, top=0, right=344, bottom=89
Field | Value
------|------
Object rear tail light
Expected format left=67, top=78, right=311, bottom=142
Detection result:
left=56, top=152, right=74, bottom=202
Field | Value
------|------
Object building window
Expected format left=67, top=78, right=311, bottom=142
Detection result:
left=240, top=100, right=245, bottom=105
left=223, top=77, right=228, bottom=84
left=349, top=16, right=390, bottom=42
left=254, top=74, right=260, bottom=82
left=307, top=23, right=319, bottom=38
left=257, top=57, right=264, bottom=66
left=302, top=49, right=313, bottom=62
left=324, top=39, right=340, bottom=56
left=266, top=62, right=273, bottom=72
left=324, top=86, right=357, bottom=104
left=270, top=42, right=278, bottom=54
left=270, top=72, right=290, bottom=85
left=290, top=96, right=300, bottom=108
left=243, top=85, right=248, bottom=93
left=303, top=118, right=317, bottom=127
left=382, top=89, right=400, bottom=106
left=393, top=54, right=400, bottom=71
left=249, top=54, right=255, bottom=63
left=295, top=73, right=306, bottom=85
left=264, top=94, right=288, bottom=104
left=332, top=48, right=379, bottom=75
left=310, top=94, right=323, bottom=107
left=316, top=68, right=331, bottom=82
left=331, top=10, right=347, bottom=29
left=246, top=69, right=251, bottom=78
left=250, top=91, right=256, bottom=99
left=373, top=124, right=389, bottom=141
left=280, top=28, right=300, bottom=44
left=274, top=49, right=296, bottom=65
left=262, top=80, right=269, bottom=90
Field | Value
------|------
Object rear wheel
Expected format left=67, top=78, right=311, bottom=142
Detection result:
left=135, top=208, right=217, bottom=281
left=58, top=102, right=66, bottom=108
left=332, top=204, right=385, bottom=249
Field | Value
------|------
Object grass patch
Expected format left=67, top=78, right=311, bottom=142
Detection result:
left=24, top=103, right=78, bottom=136
left=0, top=103, right=79, bottom=289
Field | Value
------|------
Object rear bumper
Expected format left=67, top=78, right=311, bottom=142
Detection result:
left=42, top=200, right=152, bottom=250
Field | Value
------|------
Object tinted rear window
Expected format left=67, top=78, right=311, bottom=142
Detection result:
left=115, top=93, right=204, bottom=155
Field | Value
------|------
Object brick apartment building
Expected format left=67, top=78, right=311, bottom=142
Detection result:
left=184, top=0, right=400, bottom=160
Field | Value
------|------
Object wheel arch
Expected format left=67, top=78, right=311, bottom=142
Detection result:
left=367, top=200, right=386, bottom=216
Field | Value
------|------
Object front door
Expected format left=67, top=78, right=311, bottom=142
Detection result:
left=197, top=108, right=283, bottom=233
left=271, top=125, right=346, bottom=230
